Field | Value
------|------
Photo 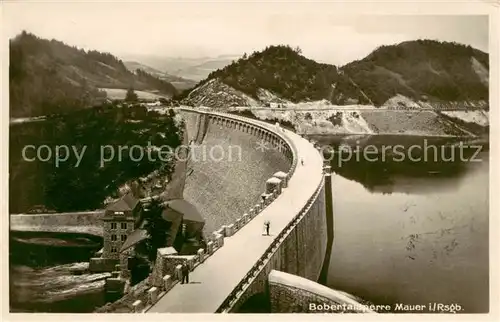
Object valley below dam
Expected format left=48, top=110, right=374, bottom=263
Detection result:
left=9, top=232, right=109, bottom=312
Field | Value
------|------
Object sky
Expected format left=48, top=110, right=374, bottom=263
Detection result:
left=3, top=2, right=489, bottom=66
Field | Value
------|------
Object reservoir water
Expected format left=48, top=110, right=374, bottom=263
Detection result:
left=319, top=135, right=489, bottom=313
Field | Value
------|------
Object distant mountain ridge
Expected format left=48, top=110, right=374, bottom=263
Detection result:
left=123, top=61, right=197, bottom=91
left=123, top=54, right=240, bottom=81
left=171, top=56, right=240, bottom=81
left=9, top=34, right=489, bottom=119
left=183, top=41, right=489, bottom=110
left=9, top=32, right=177, bottom=117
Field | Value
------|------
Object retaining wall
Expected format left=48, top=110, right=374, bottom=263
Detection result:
left=268, top=270, right=375, bottom=313
left=10, top=211, right=104, bottom=236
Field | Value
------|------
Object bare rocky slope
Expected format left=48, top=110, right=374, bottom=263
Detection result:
left=231, top=105, right=486, bottom=137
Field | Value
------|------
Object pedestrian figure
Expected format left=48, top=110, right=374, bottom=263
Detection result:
left=181, top=262, right=190, bottom=284
left=301, top=158, right=304, bottom=166
left=264, top=220, right=270, bottom=236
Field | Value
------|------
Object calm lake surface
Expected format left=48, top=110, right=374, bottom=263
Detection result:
left=318, top=135, right=489, bottom=313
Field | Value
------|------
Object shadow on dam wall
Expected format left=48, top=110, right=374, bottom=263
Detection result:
left=181, top=111, right=292, bottom=234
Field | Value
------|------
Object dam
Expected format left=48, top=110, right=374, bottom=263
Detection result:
left=10, top=108, right=348, bottom=313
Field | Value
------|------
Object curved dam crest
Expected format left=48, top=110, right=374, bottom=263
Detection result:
left=147, top=109, right=331, bottom=313
left=181, top=110, right=293, bottom=233
left=10, top=108, right=334, bottom=313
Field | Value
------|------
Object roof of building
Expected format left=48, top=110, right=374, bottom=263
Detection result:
left=120, top=199, right=204, bottom=252
left=165, top=199, right=204, bottom=223
left=106, top=193, right=140, bottom=212
left=161, top=206, right=183, bottom=223
left=120, top=228, right=148, bottom=252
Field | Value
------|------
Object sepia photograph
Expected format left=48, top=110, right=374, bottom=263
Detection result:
left=1, top=0, right=497, bottom=319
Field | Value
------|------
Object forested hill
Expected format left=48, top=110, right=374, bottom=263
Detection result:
left=182, top=41, right=489, bottom=108
left=9, top=32, right=177, bottom=117
left=181, top=45, right=339, bottom=102
left=334, top=40, right=489, bottom=106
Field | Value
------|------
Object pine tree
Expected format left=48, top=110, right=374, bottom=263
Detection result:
left=143, top=199, right=170, bottom=262
left=125, top=88, right=138, bottom=102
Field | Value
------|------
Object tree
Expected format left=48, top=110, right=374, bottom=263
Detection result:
left=143, top=199, right=170, bottom=262
left=125, top=88, right=138, bottom=102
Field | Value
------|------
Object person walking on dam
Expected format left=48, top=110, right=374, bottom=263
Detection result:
left=181, top=262, right=190, bottom=284
left=264, top=220, right=270, bottom=236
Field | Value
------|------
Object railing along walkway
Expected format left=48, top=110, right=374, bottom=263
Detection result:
left=148, top=113, right=324, bottom=313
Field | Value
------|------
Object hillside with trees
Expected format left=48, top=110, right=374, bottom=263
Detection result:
left=180, top=45, right=339, bottom=103
left=9, top=31, right=177, bottom=117
left=334, top=40, right=489, bottom=106
left=182, top=41, right=489, bottom=108
left=9, top=104, right=183, bottom=213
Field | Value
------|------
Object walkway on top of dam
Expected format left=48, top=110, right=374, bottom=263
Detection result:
left=148, top=115, right=324, bottom=313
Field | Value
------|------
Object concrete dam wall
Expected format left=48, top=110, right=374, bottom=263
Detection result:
left=11, top=109, right=334, bottom=314
left=181, top=110, right=293, bottom=234
left=220, top=178, right=328, bottom=312
left=142, top=110, right=330, bottom=314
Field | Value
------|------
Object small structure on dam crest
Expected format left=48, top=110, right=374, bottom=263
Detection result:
left=273, top=171, right=288, bottom=188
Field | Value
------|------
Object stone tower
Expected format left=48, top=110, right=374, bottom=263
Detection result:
left=102, top=193, right=141, bottom=260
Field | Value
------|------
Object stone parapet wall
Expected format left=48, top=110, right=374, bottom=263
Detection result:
left=218, top=175, right=327, bottom=313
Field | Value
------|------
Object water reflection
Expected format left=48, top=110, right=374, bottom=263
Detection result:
left=310, top=134, right=488, bottom=195
left=314, top=134, right=489, bottom=313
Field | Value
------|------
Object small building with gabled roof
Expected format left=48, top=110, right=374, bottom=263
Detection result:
left=119, top=198, right=205, bottom=256
left=102, top=193, right=142, bottom=260
left=164, top=199, right=204, bottom=239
